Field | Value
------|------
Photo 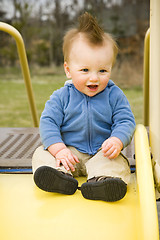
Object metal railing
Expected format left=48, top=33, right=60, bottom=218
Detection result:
left=0, top=22, right=39, bottom=127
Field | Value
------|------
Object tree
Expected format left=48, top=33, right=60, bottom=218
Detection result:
left=0, top=0, right=7, bottom=21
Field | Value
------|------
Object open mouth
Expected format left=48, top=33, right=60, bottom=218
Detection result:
left=87, top=85, right=99, bottom=91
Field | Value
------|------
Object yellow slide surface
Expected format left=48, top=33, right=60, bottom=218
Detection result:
left=0, top=175, right=142, bottom=240
left=0, top=125, right=159, bottom=240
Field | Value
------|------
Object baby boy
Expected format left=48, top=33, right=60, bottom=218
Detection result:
left=32, top=12, right=136, bottom=202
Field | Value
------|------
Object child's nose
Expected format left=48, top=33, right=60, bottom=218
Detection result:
left=89, top=72, right=99, bottom=81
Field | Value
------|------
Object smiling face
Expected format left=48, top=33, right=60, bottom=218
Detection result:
left=64, top=35, right=114, bottom=97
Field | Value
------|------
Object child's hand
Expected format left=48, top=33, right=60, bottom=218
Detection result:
left=55, top=148, right=79, bottom=172
left=101, top=137, right=123, bottom=159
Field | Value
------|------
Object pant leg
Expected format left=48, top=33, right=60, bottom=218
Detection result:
left=85, top=149, right=131, bottom=184
left=32, top=145, right=91, bottom=177
left=32, top=145, right=70, bottom=174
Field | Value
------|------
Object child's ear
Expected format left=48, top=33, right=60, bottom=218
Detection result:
left=64, top=62, right=71, bottom=79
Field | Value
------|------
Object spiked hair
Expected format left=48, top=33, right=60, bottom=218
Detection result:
left=63, top=12, right=118, bottom=65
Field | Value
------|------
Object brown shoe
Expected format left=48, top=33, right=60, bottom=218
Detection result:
left=34, top=166, right=78, bottom=195
left=81, top=176, right=127, bottom=202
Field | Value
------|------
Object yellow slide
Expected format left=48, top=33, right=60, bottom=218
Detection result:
left=0, top=125, right=159, bottom=240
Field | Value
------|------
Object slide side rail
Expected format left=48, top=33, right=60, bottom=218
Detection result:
left=135, top=124, right=159, bottom=240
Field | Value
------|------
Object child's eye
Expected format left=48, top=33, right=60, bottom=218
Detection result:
left=81, top=69, right=89, bottom=72
left=99, top=69, right=107, bottom=73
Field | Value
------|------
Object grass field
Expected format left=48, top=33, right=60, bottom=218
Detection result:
left=0, top=67, right=143, bottom=127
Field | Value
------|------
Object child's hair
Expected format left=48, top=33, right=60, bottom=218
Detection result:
left=63, top=12, right=118, bottom=65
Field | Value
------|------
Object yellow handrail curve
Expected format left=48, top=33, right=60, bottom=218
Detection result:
left=0, top=22, right=39, bottom=127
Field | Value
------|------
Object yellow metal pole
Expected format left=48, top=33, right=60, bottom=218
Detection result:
left=149, top=0, right=160, bottom=188
left=135, top=124, right=159, bottom=240
left=0, top=22, right=39, bottom=127
left=143, top=29, right=150, bottom=126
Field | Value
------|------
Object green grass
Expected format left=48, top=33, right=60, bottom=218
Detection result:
left=0, top=67, right=143, bottom=127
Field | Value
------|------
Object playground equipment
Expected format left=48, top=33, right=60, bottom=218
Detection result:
left=0, top=22, right=39, bottom=127
left=0, top=0, right=159, bottom=239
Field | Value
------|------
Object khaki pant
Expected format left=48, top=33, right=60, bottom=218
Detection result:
left=32, top=146, right=131, bottom=184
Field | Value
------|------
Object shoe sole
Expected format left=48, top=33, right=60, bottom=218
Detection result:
left=34, top=166, right=78, bottom=195
left=81, top=178, right=127, bottom=202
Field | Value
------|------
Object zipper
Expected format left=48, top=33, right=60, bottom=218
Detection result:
left=86, top=96, right=93, bottom=155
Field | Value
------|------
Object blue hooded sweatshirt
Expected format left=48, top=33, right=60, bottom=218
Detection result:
left=40, top=80, right=136, bottom=155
